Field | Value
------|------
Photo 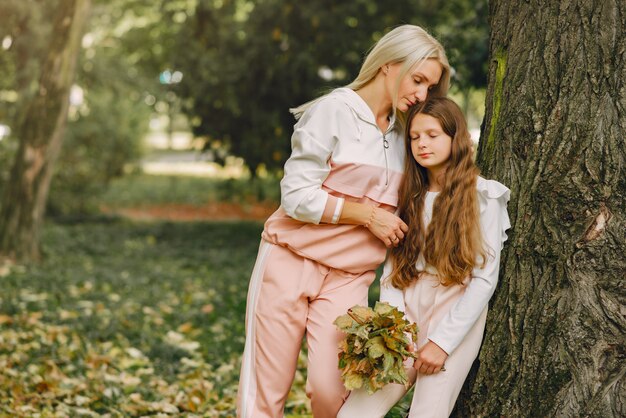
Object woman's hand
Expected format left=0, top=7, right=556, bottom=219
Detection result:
left=366, top=207, right=409, bottom=247
left=413, top=340, right=448, bottom=375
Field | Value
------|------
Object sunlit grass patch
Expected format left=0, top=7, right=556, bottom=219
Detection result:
left=99, top=173, right=281, bottom=209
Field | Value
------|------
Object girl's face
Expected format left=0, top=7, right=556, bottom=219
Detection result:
left=385, top=59, right=443, bottom=112
left=409, top=113, right=452, bottom=172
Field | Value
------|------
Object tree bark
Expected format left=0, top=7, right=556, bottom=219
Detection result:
left=455, top=1, right=625, bottom=417
left=0, top=0, right=90, bottom=262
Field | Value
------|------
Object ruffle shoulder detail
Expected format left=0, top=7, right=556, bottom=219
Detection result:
left=477, top=176, right=511, bottom=248
left=476, top=176, right=510, bottom=201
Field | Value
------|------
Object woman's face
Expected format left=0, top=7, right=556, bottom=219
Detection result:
left=386, top=59, right=443, bottom=112
left=409, top=113, right=452, bottom=172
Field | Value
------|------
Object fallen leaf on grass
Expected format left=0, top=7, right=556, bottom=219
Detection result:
left=177, top=322, right=194, bottom=333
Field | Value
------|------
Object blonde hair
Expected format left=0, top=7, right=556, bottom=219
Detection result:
left=390, top=97, right=487, bottom=288
left=290, top=25, right=450, bottom=122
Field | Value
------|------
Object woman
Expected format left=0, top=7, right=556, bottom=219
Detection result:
left=237, top=25, right=450, bottom=418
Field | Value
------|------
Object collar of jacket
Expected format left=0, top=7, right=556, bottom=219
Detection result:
left=330, top=87, right=397, bottom=132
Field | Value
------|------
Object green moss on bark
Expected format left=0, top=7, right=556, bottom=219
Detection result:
left=485, top=49, right=507, bottom=157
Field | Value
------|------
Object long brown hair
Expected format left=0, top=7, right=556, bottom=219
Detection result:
left=390, top=97, right=487, bottom=288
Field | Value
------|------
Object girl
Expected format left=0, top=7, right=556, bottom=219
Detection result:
left=338, top=97, right=511, bottom=417
left=237, top=26, right=450, bottom=418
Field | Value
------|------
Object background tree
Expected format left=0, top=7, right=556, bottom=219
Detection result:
left=455, top=1, right=625, bottom=416
left=47, top=0, right=184, bottom=215
left=0, top=0, right=91, bottom=261
left=0, top=0, right=54, bottom=192
left=0, top=0, right=194, bottom=217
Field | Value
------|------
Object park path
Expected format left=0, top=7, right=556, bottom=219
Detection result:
left=103, top=148, right=277, bottom=221
left=110, top=202, right=276, bottom=222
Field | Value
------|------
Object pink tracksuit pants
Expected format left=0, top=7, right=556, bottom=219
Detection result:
left=237, top=240, right=375, bottom=418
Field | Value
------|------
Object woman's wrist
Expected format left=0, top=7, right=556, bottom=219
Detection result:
left=364, top=206, right=376, bottom=229
left=337, top=201, right=377, bottom=226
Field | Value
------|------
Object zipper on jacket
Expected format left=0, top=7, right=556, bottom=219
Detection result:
left=382, top=133, right=389, bottom=187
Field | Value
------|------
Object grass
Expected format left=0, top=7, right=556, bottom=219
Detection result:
left=99, top=173, right=281, bottom=208
left=0, top=219, right=272, bottom=416
left=0, top=173, right=413, bottom=416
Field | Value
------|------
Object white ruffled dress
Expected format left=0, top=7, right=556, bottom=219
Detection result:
left=380, top=176, right=512, bottom=354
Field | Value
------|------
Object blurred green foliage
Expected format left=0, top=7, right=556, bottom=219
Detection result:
left=0, top=0, right=54, bottom=195
left=174, top=0, right=489, bottom=174
left=0, top=0, right=175, bottom=214
left=48, top=87, right=149, bottom=215
left=0, top=0, right=488, bottom=212
left=0, top=0, right=53, bottom=104
left=0, top=139, right=17, bottom=192
left=46, top=0, right=183, bottom=215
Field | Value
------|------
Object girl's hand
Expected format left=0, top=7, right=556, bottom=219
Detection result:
left=413, top=341, right=448, bottom=375
left=366, top=208, right=409, bottom=247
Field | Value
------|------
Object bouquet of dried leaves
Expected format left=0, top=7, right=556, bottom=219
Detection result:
left=334, top=302, right=418, bottom=394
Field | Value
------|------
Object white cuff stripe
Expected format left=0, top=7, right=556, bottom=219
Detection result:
left=331, top=198, right=344, bottom=224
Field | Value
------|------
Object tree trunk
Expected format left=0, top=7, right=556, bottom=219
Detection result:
left=456, top=1, right=625, bottom=417
left=0, top=0, right=91, bottom=262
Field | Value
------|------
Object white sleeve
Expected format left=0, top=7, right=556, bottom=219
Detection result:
left=379, top=257, right=406, bottom=312
left=280, top=98, right=351, bottom=224
left=427, top=194, right=511, bottom=354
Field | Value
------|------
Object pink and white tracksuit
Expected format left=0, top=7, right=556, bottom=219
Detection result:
left=236, top=87, right=405, bottom=418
